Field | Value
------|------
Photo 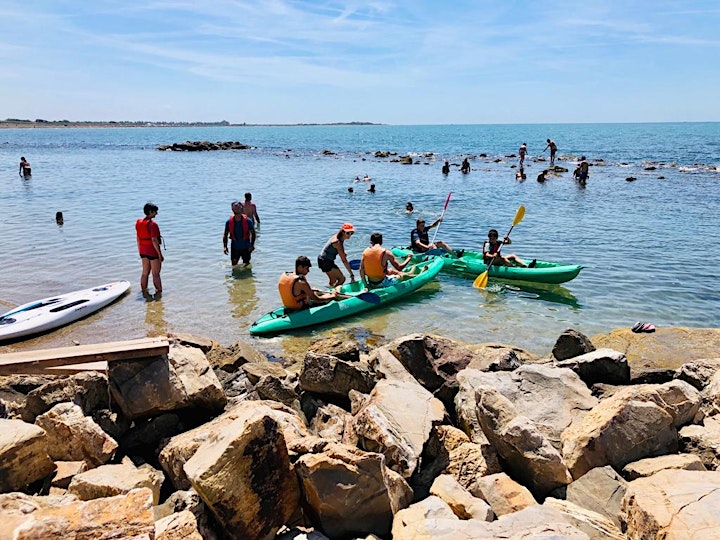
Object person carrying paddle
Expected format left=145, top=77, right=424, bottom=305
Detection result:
left=410, top=218, right=453, bottom=254
left=136, top=202, right=164, bottom=296
left=360, top=232, right=412, bottom=288
left=318, top=223, right=356, bottom=287
left=278, top=256, right=339, bottom=311
left=482, top=229, right=528, bottom=267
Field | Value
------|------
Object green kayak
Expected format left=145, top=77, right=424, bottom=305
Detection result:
left=391, top=248, right=583, bottom=285
left=250, top=255, right=444, bottom=336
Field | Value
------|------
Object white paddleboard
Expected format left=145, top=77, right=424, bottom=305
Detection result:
left=0, top=281, right=131, bottom=342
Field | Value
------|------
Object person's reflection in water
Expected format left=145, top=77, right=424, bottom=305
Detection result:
left=226, top=268, right=258, bottom=321
left=143, top=291, right=168, bottom=336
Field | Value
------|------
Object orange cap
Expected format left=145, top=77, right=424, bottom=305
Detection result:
left=341, top=222, right=355, bottom=232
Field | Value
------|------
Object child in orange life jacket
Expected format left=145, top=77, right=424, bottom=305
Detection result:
left=482, top=229, right=527, bottom=267
left=360, top=232, right=412, bottom=288
left=136, top=202, right=163, bottom=295
left=278, top=256, right=338, bottom=310
left=223, top=201, right=256, bottom=266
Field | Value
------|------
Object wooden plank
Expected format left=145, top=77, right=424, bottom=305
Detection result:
left=0, top=337, right=169, bottom=375
left=44, top=361, right=108, bottom=375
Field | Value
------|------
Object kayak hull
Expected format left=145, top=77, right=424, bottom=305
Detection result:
left=250, top=255, right=443, bottom=335
left=0, top=281, right=131, bottom=342
left=392, top=248, right=583, bottom=285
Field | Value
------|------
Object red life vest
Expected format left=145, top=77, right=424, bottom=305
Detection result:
left=136, top=218, right=159, bottom=256
left=229, top=215, right=250, bottom=241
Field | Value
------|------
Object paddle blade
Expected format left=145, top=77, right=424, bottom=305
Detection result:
left=356, top=291, right=381, bottom=304
left=513, top=205, right=526, bottom=226
left=473, top=271, right=489, bottom=289
left=349, top=259, right=361, bottom=270
left=443, top=192, right=452, bottom=210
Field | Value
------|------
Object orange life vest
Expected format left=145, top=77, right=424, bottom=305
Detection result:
left=362, top=245, right=386, bottom=281
left=229, top=214, right=250, bottom=241
left=278, top=272, right=307, bottom=309
left=136, top=218, right=155, bottom=253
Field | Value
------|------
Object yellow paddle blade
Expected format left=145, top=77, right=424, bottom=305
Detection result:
left=514, top=205, right=526, bottom=225
left=473, top=270, right=489, bottom=289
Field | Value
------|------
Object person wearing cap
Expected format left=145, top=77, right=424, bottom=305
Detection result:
left=318, top=223, right=356, bottom=287
left=278, top=255, right=338, bottom=310
left=410, top=217, right=453, bottom=254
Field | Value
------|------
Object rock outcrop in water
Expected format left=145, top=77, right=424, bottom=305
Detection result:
left=156, top=140, right=252, bottom=151
left=1, top=327, right=720, bottom=538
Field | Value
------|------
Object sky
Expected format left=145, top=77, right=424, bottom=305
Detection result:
left=1, top=1, right=719, bottom=125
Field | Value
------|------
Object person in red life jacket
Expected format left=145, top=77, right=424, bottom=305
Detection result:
left=482, top=228, right=528, bottom=267
left=136, top=202, right=164, bottom=295
left=223, top=201, right=256, bottom=267
left=318, top=223, right=356, bottom=287
left=360, top=232, right=412, bottom=288
left=410, top=218, right=453, bottom=254
left=278, top=255, right=338, bottom=310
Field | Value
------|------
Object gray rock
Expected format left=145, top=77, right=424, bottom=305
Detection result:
left=566, top=466, right=627, bottom=528
left=552, top=329, right=596, bottom=361
left=299, top=352, right=375, bottom=400
left=21, top=372, right=109, bottom=423
left=556, top=348, right=630, bottom=387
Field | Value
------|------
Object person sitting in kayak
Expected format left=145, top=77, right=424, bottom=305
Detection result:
left=278, top=256, right=338, bottom=311
left=360, top=232, right=412, bottom=288
left=410, top=218, right=453, bottom=254
left=482, top=229, right=528, bottom=267
left=318, top=223, right=356, bottom=287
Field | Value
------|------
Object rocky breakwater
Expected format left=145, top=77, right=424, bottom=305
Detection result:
left=1, top=328, right=720, bottom=539
left=156, top=140, right=252, bottom=151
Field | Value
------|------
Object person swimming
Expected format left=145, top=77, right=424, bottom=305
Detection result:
left=405, top=202, right=414, bottom=213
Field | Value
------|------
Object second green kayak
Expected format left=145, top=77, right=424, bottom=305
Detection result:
left=391, top=248, right=583, bottom=285
left=250, top=255, right=443, bottom=335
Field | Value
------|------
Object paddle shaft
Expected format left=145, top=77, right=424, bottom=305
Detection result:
left=431, top=192, right=452, bottom=244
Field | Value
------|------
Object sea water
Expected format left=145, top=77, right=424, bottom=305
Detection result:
left=1, top=123, right=719, bottom=357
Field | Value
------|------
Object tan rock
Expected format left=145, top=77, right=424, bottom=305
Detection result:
left=675, top=358, right=720, bottom=390
left=562, top=396, right=678, bottom=479
left=473, top=472, right=537, bottom=517
left=366, top=347, right=416, bottom=383
left=21, top=371, right=108, bottom=423
left=68, top=462, right=164, bottom=504
left=591, top=327, right=720, bottom=372
left=2, top=488, right=154, bottom=540
left=310, top=403, right=351, bottom=442
left=295, top=442, right=412, bottom=539
left=545, top=498, right=626, bottom=540
left=622, top=453, right=706, bottom=480
left=352, top=379, right=446, bottom=478
left=108, top=344, right=226, bottom=420
left=611, top=380, right=700, bottom=428
left=678, top=414, right=720, bottom=470
left=51, top=460, right=88, bottom=489
left=621, top=469, right=720, bottom=539
left=155, top=509, right=203, bottom=540
left=429, top=474, right=493, bottom=521
left=159, top=400, right=309, bottom=490
left=206, top=339, right=266, bottom=371
left=299, top=352, right=375, bottom=399
left=700, top=369, right=720, bottom=417
left=183, top=410, right=299, bottom=540
left=0, top=418, right=55, bottom=491
left=35, top=402, right=117, bottom=467
left=566, top=466, right=627, bottom=528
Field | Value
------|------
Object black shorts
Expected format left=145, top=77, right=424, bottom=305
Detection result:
left=317, top=257, right=338, bottom=273
left=231, top=247, right=251, bottom=264
left=140, top=254, right=159, bottom=261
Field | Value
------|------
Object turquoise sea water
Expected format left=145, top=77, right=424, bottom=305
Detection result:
left=1, top=123, right=719, bottom=357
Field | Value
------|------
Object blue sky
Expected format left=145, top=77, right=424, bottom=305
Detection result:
left=1, top=1, right=718, bottom=124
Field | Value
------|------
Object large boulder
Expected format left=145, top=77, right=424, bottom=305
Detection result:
left=473, top=472, right=537, bottom=517
left=68, top=462, right=164, bottom=505
left=0, top=419, right=55, bottom=492
left=183, top=410, right=299, bottom=540
left=566, top=466, right=627, bottom=528
left=429, top=474, right=492, bottom=521
left=294, top=442, right=412, bottom=539
left=552, top=328, right=596, bottom=361
left=35, top=402, right=118, bottom=467
left=155, top=509, right=203, bottom=540
left=562, top=393, right=678, bottom=479
left=108, top=344, right=226, bottom=419
left=299, top=352, right=375, bottom=400
left=307, top=337, right=361, bottom=362
left=206, top=340, right=266, bottom=372
left=0, top=488, right=155, bottom=539
left=610, top=380, right=701, bottom=428
left=21, top=372, right=108, bottom=423
left=474, top=384, right=572, bottom=496
left=699, top=369, right=720, bottom=418
left=674, top=358, right=720, bottom=390
left=545, top=498, right=626, bottom=540
left=622, top=453, right=706, bottom=480
left=556, top=348, right=630, bottom=386
left=351, top=379, right=446, bottom=478
left=678, top=414, right=720, bottom=470
left=159, top=400, right=309, bottom=490
left=621, top=469, right=720, bottom=539
left=591, top=327, right=720, bottom=372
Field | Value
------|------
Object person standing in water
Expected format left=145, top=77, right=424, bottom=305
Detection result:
left=544, top=139, right=557, bottom=166
left=318, top=223, right=356, bottom=286
left=519, top=143, right=527, bottom=166
left=241, top=192, right=260, bottom=225
left=223, top=201, right=256, bottom=267
left=441, top=161, right=450, bottom=175
left=460, top=158, right=470, bottom=174
left=19, top=157, right=31, bottom=177
left=136, top=202, right=164, bottom=296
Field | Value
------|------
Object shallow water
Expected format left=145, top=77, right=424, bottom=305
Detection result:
left=1, top=123, right=719, bottom=358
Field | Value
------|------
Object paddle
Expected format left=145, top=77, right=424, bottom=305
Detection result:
left=430, top=191, right=452, bottom=244
left=473, top=205, right=526, bottom=289
left=349, top=259, right=361, bottom=270
left=335, top=290, right=381, bottom=304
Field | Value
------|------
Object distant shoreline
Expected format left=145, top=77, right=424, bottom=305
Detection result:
left=0, top=120, right=381, bottom=129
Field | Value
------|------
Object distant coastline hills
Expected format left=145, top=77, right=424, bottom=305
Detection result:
left=0, top=119, right=379, bottom=128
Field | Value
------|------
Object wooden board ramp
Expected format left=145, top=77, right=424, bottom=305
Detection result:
left=0, top=337, right=169, bottom=376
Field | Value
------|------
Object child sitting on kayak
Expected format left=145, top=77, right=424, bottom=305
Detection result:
left=482, top=229, right=528, bottom=267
